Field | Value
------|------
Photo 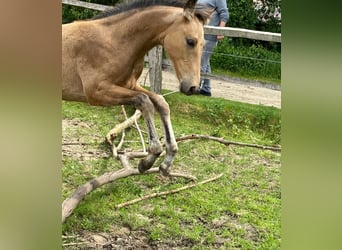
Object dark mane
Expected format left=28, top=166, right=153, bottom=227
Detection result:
left=92, top=0, right=188, bottom=20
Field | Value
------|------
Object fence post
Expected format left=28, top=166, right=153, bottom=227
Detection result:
left=148, top=45, right=163, bottom=94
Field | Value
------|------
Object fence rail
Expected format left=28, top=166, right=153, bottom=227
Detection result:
left=204, top=26, right=281, bottom=43
left=62, top=0, right=112, bottom=11
left=62, top=0, right=281, bottom=43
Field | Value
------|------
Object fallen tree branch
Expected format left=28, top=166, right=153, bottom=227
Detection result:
left=115, top=173, right=224, bottom=209
left=106, top=109, right=142, bottom=145
left=62, top=154, right=196, bottom=223
left=62, top=142, right=94, bottom=146
left=116, top=106, right=128, bottom=150
left=133, top=109, right=146, bottom=153
left=112, top=106, right=128, bottom=158
left=108, top=107, right=147, bottom=157
left=176, top=134, right=281, bottom=152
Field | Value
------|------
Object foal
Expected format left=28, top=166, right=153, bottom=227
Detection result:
left=62, top=0, right=212, bottom=175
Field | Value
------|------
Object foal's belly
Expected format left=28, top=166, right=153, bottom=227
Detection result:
left=62, top=76, right=87, bottom=103
left=62, top=89, right=87, bottom=103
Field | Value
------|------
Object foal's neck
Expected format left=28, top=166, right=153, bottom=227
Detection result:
left=99, top=7, right=181, bottom=53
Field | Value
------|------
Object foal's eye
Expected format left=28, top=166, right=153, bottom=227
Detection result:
left=186, top=38, right=196, bottom=47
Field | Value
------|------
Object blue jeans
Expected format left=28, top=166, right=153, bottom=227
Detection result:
left=200, top=40, right=217, bottom=93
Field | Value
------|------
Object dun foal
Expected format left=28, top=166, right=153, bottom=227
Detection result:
left=62, top=0, right=212, bottom=175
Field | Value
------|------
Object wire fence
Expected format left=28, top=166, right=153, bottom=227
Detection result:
left=211, top=51, right=281, bottom=64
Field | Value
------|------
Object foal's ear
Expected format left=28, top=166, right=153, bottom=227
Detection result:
left=183, top=0, right=197, bottom=21
left=195, top=5, right=215, bottom=25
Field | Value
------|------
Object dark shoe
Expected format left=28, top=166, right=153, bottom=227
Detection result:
left=199, top=89, right=211, bottom=96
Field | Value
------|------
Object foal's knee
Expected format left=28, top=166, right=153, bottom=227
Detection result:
left=170, top=143, right=178, bottom=156
left=153, top=95, right=170, bottom=116
left=134, top=93, right=155, bottom=114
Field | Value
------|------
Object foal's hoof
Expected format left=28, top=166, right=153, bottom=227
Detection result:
left=159, top=165, right=170, bottom=177
left=138, top=160, right=151, bottom=173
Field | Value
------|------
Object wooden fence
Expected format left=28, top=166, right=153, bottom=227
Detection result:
left=62, top=0, right=281, bottom=92
left=62, top=0, right=281, bottom=42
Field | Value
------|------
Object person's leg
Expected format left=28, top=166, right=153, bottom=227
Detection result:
left=200, top=40, right=217, bottom=96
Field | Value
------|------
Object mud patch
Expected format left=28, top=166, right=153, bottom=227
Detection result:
left=62, top=119, right=111, bottom=162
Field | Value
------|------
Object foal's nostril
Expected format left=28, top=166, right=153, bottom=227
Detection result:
left=183, top=86, right=196, bottom=95
left=188, top=86, right=197, bottom=95
left=180, top=81, right=198, bottom=95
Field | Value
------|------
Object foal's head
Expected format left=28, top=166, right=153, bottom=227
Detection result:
left=161, top=0, right=213, bottom=95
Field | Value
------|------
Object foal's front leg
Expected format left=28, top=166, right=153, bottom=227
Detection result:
left=134, top=86, right=178, bottom=175
left=84, top=83, right=163, bottom=172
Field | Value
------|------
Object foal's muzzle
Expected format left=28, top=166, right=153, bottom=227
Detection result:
left=180, top=80, right=198, bottom=95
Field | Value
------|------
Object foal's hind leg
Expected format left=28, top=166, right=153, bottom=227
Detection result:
left=84, top=82, right=163, bottom=172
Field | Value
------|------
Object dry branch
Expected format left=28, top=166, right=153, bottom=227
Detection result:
left=107, top=107, right=147, bottom=157
left=62, top=242, right=88, bottom=247
left=115, top=173, right=223, bottom=209
left=176, top=134, right=281, bottom=152
left=62, top=142, right=92, bottom=146
left=132, top=110, right=146, bottom=153
left=116, top=106, right=128, bottom=150
left=62, top=154, right=196, bottom=223
left=106, top=109, right=142, bottom=145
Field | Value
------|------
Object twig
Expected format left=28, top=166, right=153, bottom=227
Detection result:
left=122, top=149, right=166, bottom=159
left=120, top=105, right=145, bottom=132
left=123, top=151, right=148, bottom=159
left=115, top=173, right=223, bottom=209
left=165, top=172, right=197, bottom=181
left=121, top=105, right=129, bottom=120
left=114, top=106, right=146, bottom=153
left=62, top=142, right=93, bottom=146
left=162, top=90, right=178, bottom=96
left=62, top=242, right=88, bottom=247
left=143, top=67, right=151, bottom=87
left=133, top=109, right=146, bottom=152
left=62, top=235, right=77, bottom=239
left=112, top=134, right=125, bottom=158
left=111, top=143, right=118, bottom=158
left=116, top=106, right=127, bottom=150
left=176, top=134, right=281, bottom=152
left=111, top=106, right=128, bottom=158
left=106, top=109, right=142, bottom=145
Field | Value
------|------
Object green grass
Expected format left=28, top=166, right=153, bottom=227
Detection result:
left=212, top=68, right=281, bottom=85
left=62, top=93, right=281, bottom=249
left=211, top=40, right=281, bottom=83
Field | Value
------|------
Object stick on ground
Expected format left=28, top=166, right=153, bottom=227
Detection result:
left=115, top=173, right=224, bottom=209
left=176, top=134, right=281, bottom=152
left=62, top=154, right=197, bottom=223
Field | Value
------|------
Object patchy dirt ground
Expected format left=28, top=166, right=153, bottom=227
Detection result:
left=62, top=71, right=281, bottom=249
left=62, top=120, right=250, bottom=249
left=62, top=121, right=280, bottom=249
left=138, top=69, right=281, bottom=109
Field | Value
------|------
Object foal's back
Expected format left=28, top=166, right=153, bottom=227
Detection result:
left=62, top=17, right=145, bottom=103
